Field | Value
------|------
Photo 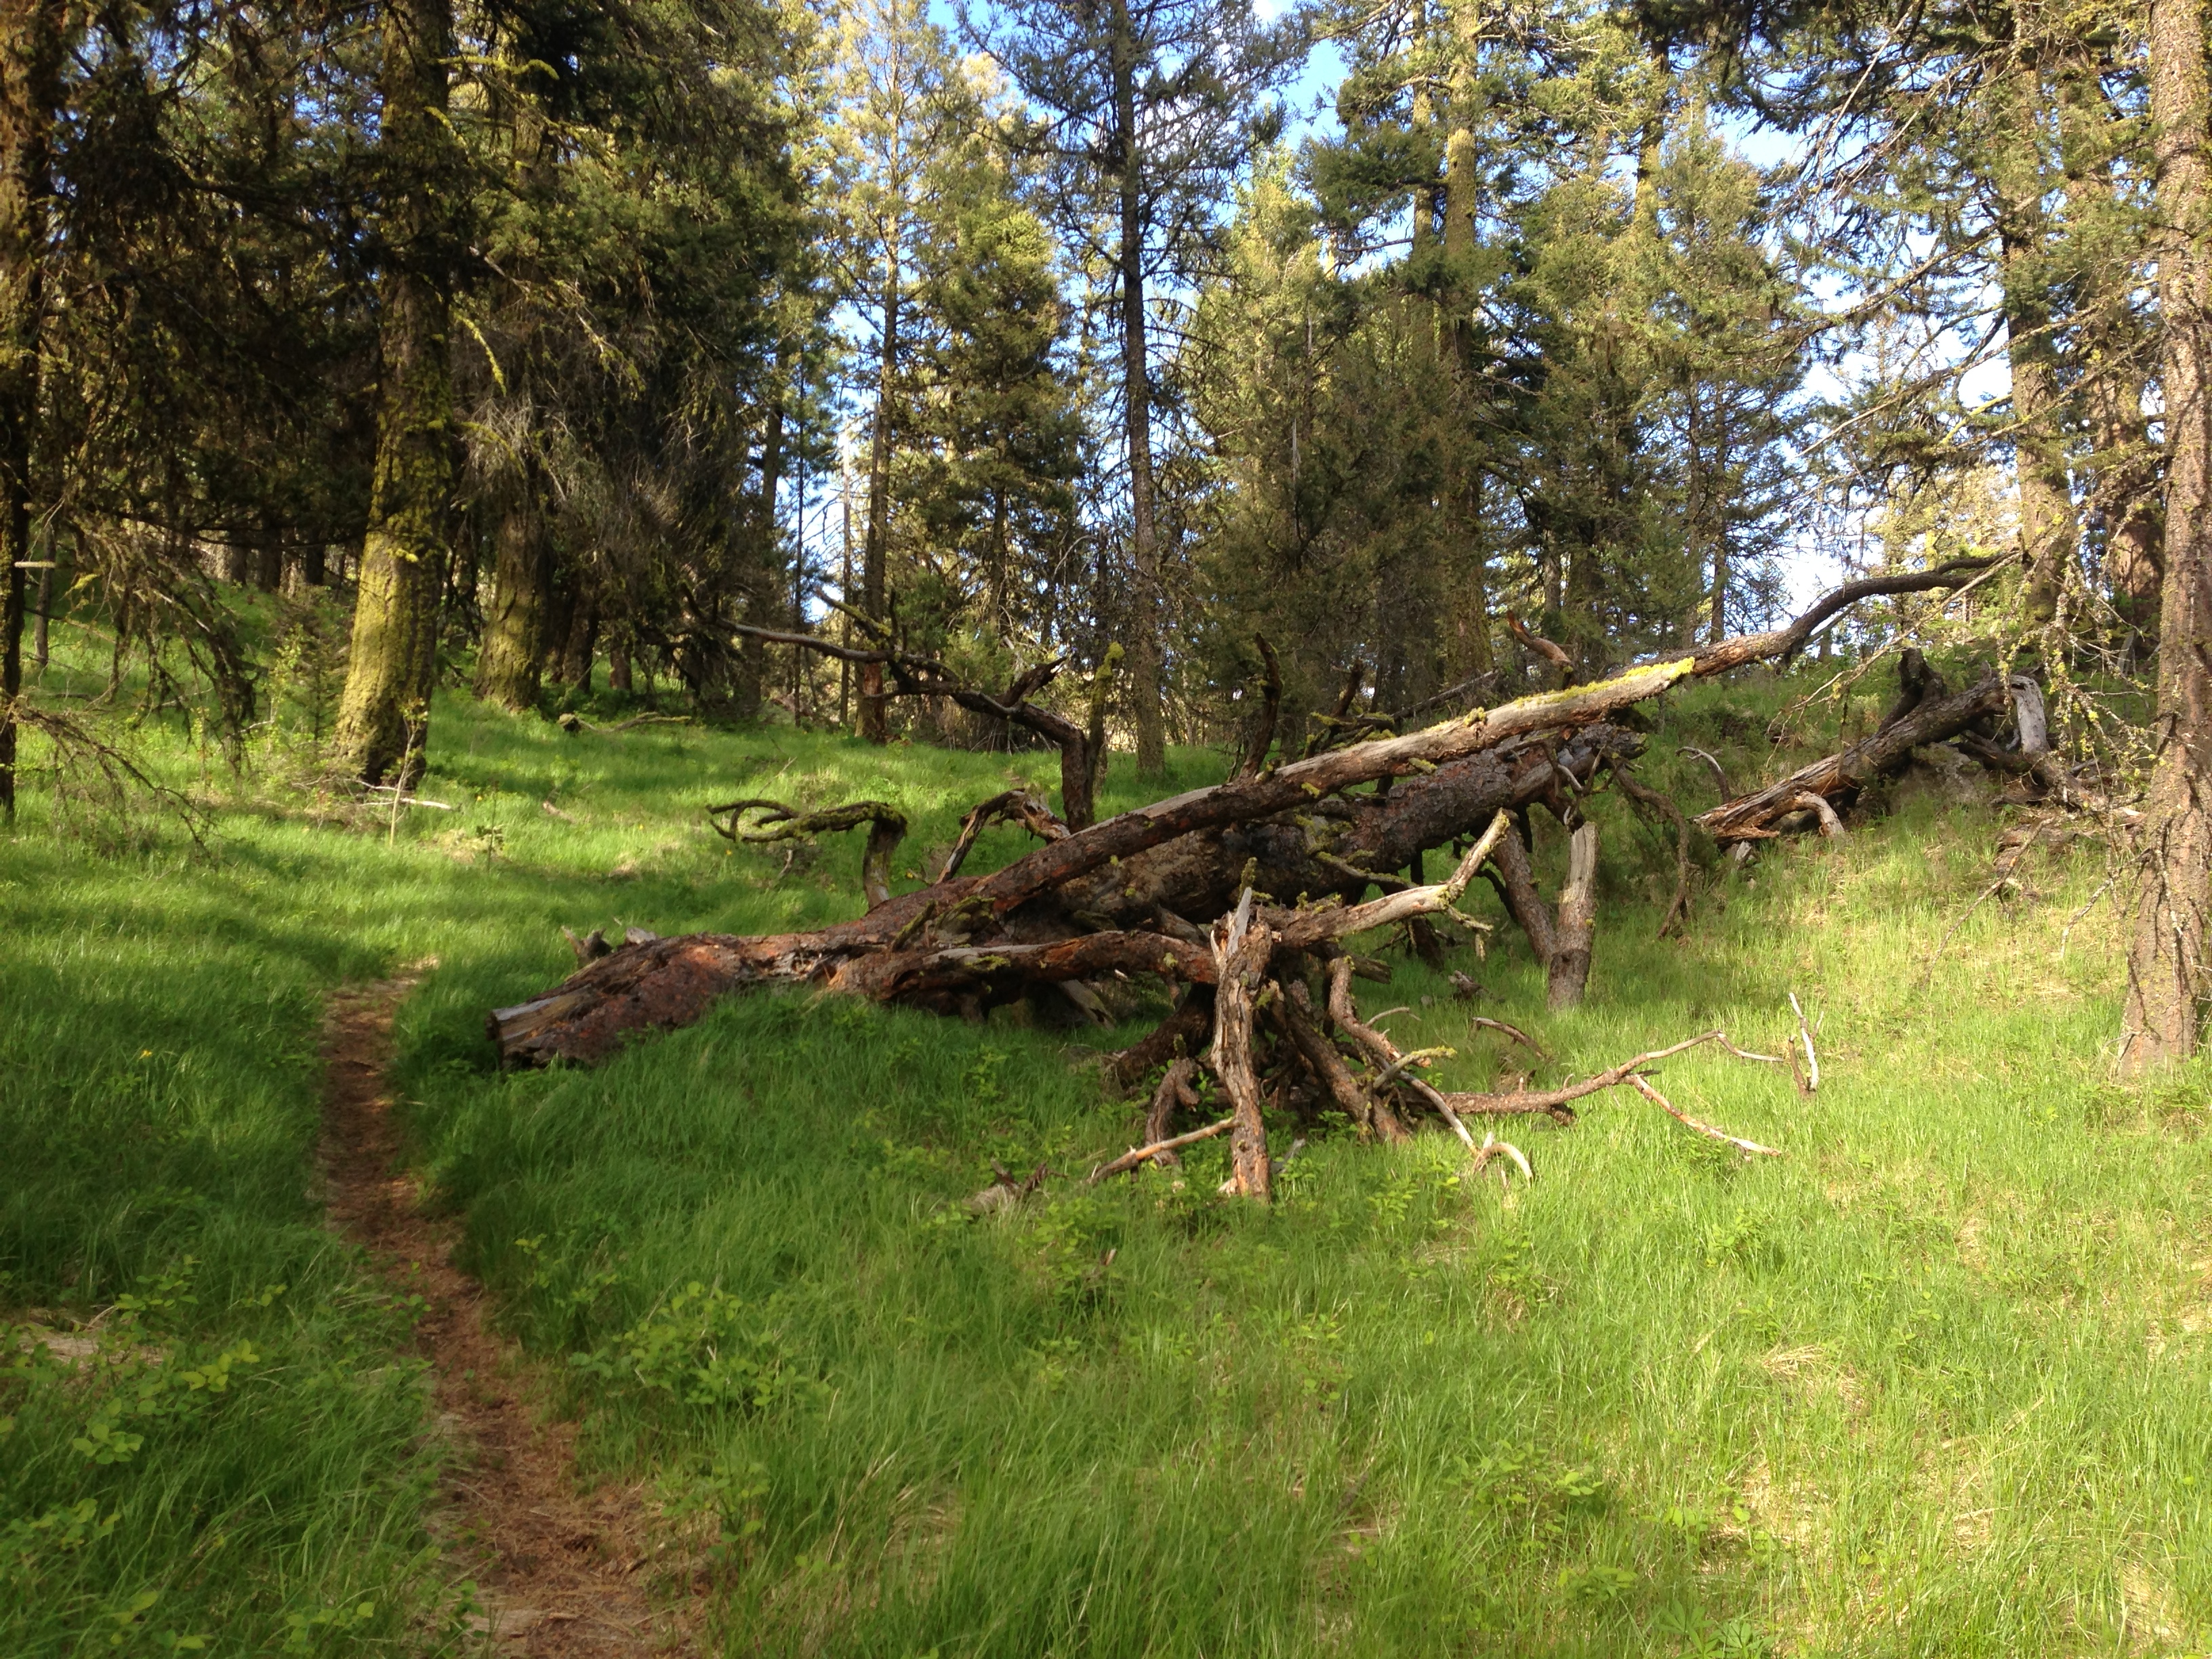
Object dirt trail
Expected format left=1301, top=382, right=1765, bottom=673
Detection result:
left=320, top=966, right=692, bottom=1656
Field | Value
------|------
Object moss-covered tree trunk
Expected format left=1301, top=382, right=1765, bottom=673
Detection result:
left=331, top=0, right=457, bottom=785
left=0, top=0, right=59, bottom=820
left=2124, top=0, right=2212, bottom=1069
left=474, top=468, right=548, bottom=712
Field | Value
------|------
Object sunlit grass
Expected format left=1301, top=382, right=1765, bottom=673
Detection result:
left=6, top=641, right=2203, bottom=1656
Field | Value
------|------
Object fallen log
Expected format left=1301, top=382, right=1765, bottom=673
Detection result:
left=490, top=565, right=1997, bottom=1068
left=1696, top=669, right=2010, bottom=843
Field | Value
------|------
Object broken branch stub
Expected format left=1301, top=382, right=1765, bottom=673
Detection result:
left=1212, top=897, right=1277, bottom=1201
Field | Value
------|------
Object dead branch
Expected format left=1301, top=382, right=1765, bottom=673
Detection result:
left=1614, top=766, right=1696, bottom=938
left=940, top=790, right=1068, bottom=880
left=1471, top=1133, right=1535, bottom=1187
left=1689, top=556, right=1999, bottom=675
left=733, top=624, right=1105, bottom=829
left=1143, top=1055, right=1203, bottom=1145
left=1786, top=792, right=1847, bottom=838
left=1626, top=1074, right=1784, bottom=1156
left=1698, top=668, right=2011, bottom=843
left=1282, top=979, right=1405, bottom=1140
left=1788, top=994, right=1820, bottom=1092
left=1509, top=614, right=1573, bottom=677
left=1267, top=811, right=1511, bottom=949
left=1469, top=1016, right=1548, bottom=1059
left=1105, top=987, right=1214, bottom=1093
left=1677, top=746, right=1732, bottom=800
left=1431, top=1029, right=1784, bottom=1131
left=1236, top=636, right=1284, bottom=779
left=1085, top=1115, right=1234, bottom=1183
left=708, top=798, right=909, bottom=910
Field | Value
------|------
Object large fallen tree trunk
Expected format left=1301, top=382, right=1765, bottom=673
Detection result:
left=490, top=561, right=1999, bottom=1068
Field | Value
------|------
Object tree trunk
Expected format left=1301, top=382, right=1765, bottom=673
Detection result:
left=331, top=0, right=455, bottom=786
left=1110, top=0, right=1166, bottom=777
left=1442, top=15, right=1494, bottom=680
left=2061, top=63, right=2165, bottom=650
left=475, top=470, right=549, bottom=711
left=31, top=546, right=47, bottom=667
left=860, top=266, right=897, bottom=745
left=253, top=520, right=284, bottom=591
left=557, top=588, right=597, bottom=692
left=2123, top=0, right=2212, bottom=1070
left=0, top=0, right=56, bottom=819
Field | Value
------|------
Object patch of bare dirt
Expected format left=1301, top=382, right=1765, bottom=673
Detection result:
left=321, top=965, right=693, bottom=1656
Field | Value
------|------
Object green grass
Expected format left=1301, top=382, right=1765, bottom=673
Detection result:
left=7, top=652, right=2209, bottom=1656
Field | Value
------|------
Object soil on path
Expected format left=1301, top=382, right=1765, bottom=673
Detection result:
left=320, top=966, right=693, bottom=1656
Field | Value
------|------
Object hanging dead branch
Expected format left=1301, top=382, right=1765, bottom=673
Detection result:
left=1613, top=766, right=1697, bottom=937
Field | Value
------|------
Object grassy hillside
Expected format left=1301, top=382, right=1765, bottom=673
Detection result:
left=5, top=666, right=2207, bottom=1656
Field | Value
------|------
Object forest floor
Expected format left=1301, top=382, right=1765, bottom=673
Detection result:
left=4, top=660, right=2210, bottom=1657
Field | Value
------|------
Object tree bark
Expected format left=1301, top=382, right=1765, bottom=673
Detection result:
left=0, top=0, right=58, bottom=819
left=1109, top=0, right=1166, bottom=777
left=2123, top=0, right=2212, bottom=1070
left=331, top=0, right=455, bottom=785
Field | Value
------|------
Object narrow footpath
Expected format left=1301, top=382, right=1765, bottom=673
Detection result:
left=320, top=967, right=693, bottom=1656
